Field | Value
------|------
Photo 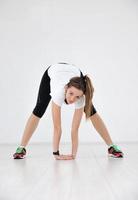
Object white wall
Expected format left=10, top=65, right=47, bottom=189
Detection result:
left=0, top=0, right=138, bottom=144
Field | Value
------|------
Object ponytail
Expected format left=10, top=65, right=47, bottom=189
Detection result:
left=83, top=75, right=94, bottom=119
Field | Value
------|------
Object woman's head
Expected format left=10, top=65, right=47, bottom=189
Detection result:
left=65, top=75, right=94, bottom=119
left=65, top=85, right=84, bottom=104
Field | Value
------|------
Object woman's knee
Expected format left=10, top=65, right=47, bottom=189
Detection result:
left=32, top=104, right=47, bottom=118
left=90, top=105, right=97, bottom=116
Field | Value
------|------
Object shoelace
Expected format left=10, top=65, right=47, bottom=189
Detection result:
left=16, top=147, right=24, bottom=154
left=111, top=145, right=121, bottom=152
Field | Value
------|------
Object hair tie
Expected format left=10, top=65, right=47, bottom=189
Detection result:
left=80, top=72, right=87, bottom=91
left=83, top=75, right=86, bottom=82
left=81, top=75, right=86, bottom=84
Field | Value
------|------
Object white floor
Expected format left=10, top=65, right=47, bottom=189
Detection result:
left=0, top=143, right=138, bottom=200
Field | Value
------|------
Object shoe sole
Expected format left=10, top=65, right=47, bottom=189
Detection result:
left=13, top=155, right=26, bottom=159
left=108, top=154, right=123, bottom=158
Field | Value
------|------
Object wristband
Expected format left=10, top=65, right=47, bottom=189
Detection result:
left=53, top=150, right=60, bottom=155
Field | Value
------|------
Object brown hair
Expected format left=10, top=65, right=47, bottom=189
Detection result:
left=66, top=75, right=94, bottom=119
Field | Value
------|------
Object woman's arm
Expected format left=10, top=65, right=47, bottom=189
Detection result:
left=71, top=107, right=84, bottom=159
left=51, top=101, right=62, bottom=153
left=51, top=101, right=73, bottom=160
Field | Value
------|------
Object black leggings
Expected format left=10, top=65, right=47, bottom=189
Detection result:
left=32, top=67, right=97, bottom=118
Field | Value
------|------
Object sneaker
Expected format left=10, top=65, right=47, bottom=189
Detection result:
left=108, top=144, right=124, bottom=158
left=13, top=146, right=26, bottom=159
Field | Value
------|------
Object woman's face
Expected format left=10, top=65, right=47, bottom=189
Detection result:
left=65, top=86, right=83, bottom=104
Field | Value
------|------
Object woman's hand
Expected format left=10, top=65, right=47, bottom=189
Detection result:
left=54, top=154, right=75, bottom=160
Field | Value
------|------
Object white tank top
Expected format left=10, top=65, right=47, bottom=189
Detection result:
left=48, top=63, right=85, bottom=109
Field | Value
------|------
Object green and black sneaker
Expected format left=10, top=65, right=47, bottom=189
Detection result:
left=13, top=146, right=26, bottom=159
left=108, top=144, right=124, bottom=158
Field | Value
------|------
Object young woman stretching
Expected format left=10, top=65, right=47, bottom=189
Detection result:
left=13, top=63, right=123, bottom=160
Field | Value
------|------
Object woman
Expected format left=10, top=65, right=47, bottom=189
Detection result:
left=13, top=62, right=123, bottom=160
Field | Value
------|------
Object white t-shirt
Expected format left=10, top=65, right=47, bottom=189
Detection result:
left=48, top=63, right=85, bottom=109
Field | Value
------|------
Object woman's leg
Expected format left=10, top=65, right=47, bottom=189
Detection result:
left=89, top=105, right=123, bottom=158
left=21, top=67, right=51, bottom=146
left=20, top=113, right=40, bottom=147
left=90, top=113, right=113, bottom=145
left=13, top=67, right=51, bottom=158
